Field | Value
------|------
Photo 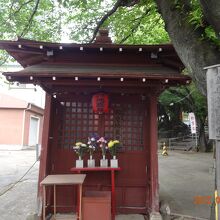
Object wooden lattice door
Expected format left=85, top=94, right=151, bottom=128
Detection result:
left=53, top=94, right=148, bottom=213
left=103, top=96, right=148, bottom=213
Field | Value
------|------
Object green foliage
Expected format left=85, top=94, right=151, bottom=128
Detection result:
left=0, top=0, right=170, bottom=44
left=0, top=0, right=64, bottom=42
left=108, top=1, right=169, bottom=44
left=187, top=4, right=203, bottom=29
left=159, top=82, right=207, bottom=122
left=203, top=26, right=220, bottom=46
left=0, top=0, right=219, bottom=46
left=172, top=0, right=219, bottom=47
left=0, top=51, right=9, bottom=65
left=158, top=81, right=207, bottom=141
left=63, top=0, right=112, bottom=42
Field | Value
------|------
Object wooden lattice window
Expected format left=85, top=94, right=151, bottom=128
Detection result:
left=58, top=100, right=144, bottom=151
left=58, top=101, right=99, bottom=148
left=104, top=103, right=144, bottom=151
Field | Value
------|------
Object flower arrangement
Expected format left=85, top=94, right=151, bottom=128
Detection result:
left=97, top=137, right=108, bottom=156
left=72, top=137, right=120, bottom=168
left=108, top=140, right=120, bottom=157
left=87, top=136, right=97, bottom=157
left=73, top=142, right=87, bottom=159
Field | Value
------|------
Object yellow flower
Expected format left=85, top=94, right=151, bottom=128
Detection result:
left=108, top=140, right=114, bottom=148
left=76, top=142, right=83, bottom=146
left=113, top=140, right=120, bottom=145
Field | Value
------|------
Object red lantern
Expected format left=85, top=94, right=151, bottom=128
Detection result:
left=92, top=93, right=109, bottom=114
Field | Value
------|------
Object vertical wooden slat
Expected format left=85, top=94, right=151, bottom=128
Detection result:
left=43, top=186, right=46, bottom=220
left=54, top=185, right=56, bottom=217
left=79, top=184, right=82, bottom=220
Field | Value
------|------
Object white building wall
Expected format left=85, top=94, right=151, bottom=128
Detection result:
left=0, top=64, right=45, bottom=108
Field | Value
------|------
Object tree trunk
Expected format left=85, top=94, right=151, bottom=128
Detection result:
left=155, top=0, right=220, bottom=95
left=199, top=0, right=220, bottom=38
left=196, top=116, right=207, bottom=152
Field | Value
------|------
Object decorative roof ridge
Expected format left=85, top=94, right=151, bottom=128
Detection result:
left=94, top=29, right=112, bottom=44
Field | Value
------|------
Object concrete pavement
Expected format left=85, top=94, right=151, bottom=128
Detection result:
left=159, top=150, right=214, bottom=219
left=0, top=149, right=215, bottom=219
left=0, top=150, right=39, bottom=220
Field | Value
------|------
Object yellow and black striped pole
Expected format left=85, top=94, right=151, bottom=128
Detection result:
left=215, top=190, right=218, bottom=220
left=215, top=141, right=220, bottom=220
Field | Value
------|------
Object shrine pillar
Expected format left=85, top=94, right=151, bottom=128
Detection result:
left=37, top=93, right=52, bottom=217
left=148, top=93, right=162, bottom=220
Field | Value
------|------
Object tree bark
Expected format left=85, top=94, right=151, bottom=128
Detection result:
left=196, top=116, right=207, bottom=152
left=155, top=0, right=220, bottom=95
left=199, top=0, right=220, bottom=38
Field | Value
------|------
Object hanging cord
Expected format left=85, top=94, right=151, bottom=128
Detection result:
left=159, top=88, right=196, bottom=106
left=170, top=88, right=195, bottom=105
left=0, top=159, right=38, bottom=197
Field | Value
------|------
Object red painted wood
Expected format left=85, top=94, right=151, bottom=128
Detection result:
left=38, top=94, right=53, bottom=220
left=38, top=94, right=52, bottom=196
left=43, top=133, right=148, bottom=213
left=0, top=39, right=183, bottom=69
left=71, top=167, right=121, bottom=220
left=36, top=91, right=161, bottom=217
left=5, top=75, right=190, bottom=87
left=50, top=106, right=148, bottom=214
left=0, top=37, right=190, bottom=218
left=111, top=170, right=116, bottom=220
left=46, top=94, right=148, bottom=214
left=71, top=167, right=121, bottom=172
left=148, top=94, right=160, bottom=213
left=77, top=185, right=80, bottom=220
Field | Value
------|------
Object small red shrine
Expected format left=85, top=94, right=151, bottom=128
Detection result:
left=0, top=30, right=190, bottom=219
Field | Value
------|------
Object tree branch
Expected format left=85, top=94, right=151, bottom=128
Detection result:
left=89, top=0, right=124, bottom=43
left=14, top=0, right=34, bottom=15
left=199, top=0, right=220, bottom=38
left=19, top=0, right=40, bottom=37
left=120, top=0, right=140, bottom=7
left=4, top=0, right=16, bottom=27
left=119, top=8, right=151, bottom=43
left=1, top=0, right=35, bottom=32
left=0, top=54, right=9, bottom=67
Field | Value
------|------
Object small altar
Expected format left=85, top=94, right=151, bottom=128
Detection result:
left=71, top=167, right=121, bottom=220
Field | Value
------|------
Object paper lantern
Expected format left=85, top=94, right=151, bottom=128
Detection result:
left=92, top=93, right=109, bottom=114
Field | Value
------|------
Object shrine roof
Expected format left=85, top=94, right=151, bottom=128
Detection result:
left=4, top=63, right=179, bottom=77
left=0, top=38, right=184, bottom=70
left=0, top=31, right=191, bottom=88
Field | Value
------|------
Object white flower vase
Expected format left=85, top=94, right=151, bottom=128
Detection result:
left=100, top=155, right=108, bottom=167
left=76, top=156, right=84, bottom=168
left=110, top=155, right=118, bottom=168
left=87, top=155, right=95, bottom=168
